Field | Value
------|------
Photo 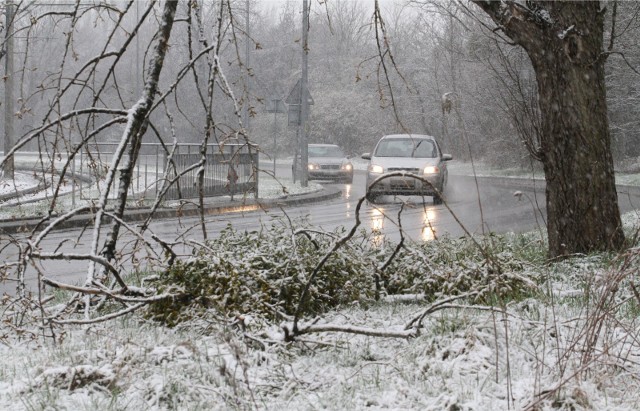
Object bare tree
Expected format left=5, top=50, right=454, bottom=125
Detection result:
left=0, top=0, right=260, bottom=330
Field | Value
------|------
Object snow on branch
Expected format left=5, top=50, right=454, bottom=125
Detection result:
left=283, top=321, right=418, bottom=340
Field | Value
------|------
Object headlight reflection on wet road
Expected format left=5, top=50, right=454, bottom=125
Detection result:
left=422, top=208, right=437, bottom=241
left=370, top=207, right=385, bottom=247
left=368, top=202, right=439, bottom=245
left=371, top=207, right=384, bottom=232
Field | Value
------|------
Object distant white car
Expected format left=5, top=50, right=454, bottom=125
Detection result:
left=307, top=144, right=354, bottom=184
left=361, top=134, right=452, bottom=204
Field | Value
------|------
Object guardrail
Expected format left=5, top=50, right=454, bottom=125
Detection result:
left=78, top=142, right=259, bottom=201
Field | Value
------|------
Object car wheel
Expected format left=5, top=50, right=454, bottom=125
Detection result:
left=433, top=194, right=443, bottom=205
left=366, top=193, right=379, bottom=204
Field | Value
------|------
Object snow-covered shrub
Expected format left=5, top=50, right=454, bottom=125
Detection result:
left=381, top=233, right=544, bottom=303
left=148, top=223, right=377, bottom=325
left=147, top=221, right=545, bottom=326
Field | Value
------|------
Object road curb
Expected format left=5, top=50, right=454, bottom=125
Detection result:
left=0, top=186, right=343, bottom=235
left=0, top=182, right=49, bottom=202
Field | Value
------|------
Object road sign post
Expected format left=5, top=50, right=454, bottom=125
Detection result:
left=266, top=97, right=285, bottom=174
left=300, top=0, right=309, bottom=187
left=286, top=78, right=313, bottom=184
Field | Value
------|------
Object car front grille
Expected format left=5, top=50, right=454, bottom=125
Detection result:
left=387, top=167, right=420, bottom=174
left=390, top=179, right=415, bottom=190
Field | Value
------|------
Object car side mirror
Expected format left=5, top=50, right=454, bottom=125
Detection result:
left=442, top=154, right=453, bottom=161
left=361, top=153, right=371, bottom=160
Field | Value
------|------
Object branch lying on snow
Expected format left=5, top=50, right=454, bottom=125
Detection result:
left=41, top=276, right=180, bottom=304
left=286, top=173, right=501, bottom=340
left=51, top=303, right=147, bottom=325
left=282, top=321, right=418, bottom=341
left=405, top=292, right=480, bottom=330
left=283, top=293, right=507, bottom=342
left=291, top=196, right=368, bottom=333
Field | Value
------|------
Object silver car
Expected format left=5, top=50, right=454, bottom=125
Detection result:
left=361, top=134, right=452, bottom=204
left=308, top=144, right=354, bottom=183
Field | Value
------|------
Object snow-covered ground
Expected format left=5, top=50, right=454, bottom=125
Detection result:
left=0, top=171, right=42, bottom=196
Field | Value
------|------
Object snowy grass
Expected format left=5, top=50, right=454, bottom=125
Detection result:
left=2, top=215, right=640, bottom=410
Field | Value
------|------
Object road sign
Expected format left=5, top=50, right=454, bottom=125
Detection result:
left=286, top=78, right=314, bottom=105
left=288, top=104, right=302, bottom=127
left=286, top=79, right=314, bottom=127
left=266, top=98, right=286, bottom=113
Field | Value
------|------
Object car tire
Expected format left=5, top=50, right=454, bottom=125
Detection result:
left=433, top=194, right=443, bottom=205
left=366, top=193, right=379, bottom=204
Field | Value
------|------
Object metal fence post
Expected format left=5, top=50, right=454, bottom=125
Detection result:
left=71, top=148, right=76, bottom=208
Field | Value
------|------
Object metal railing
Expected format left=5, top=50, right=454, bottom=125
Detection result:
left=77, top=142, right=259, bottom=201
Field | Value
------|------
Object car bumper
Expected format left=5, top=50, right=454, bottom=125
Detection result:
left=366, top=173, right=441, bottom=195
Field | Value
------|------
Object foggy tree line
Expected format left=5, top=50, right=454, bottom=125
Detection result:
left=3, top=1, right=640, bottom=167
left=252, top=0, right=640, bottom=170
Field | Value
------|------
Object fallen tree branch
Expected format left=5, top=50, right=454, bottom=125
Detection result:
left=41, top=276, right=180, bottom=304
left=50, top=303, right=146, bottom=325
left=283, top=321, right=418, bottom=340
left=405, top=291, right=480, bottom=330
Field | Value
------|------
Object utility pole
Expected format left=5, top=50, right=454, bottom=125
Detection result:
left=243, top=0, right=250, bottom=133
left=300, top=0, right=309, bottom=187
left=3, top=0, right=15, bottom=178
left=135, top=0, right=140, bottom=98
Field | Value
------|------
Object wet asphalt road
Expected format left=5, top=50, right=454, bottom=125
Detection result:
left=4, top=169, right=640, bottom=294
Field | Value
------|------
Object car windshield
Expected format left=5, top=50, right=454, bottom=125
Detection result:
left=374, top=138, right=437, bottom=158
left=309, top=145, right=345, bottom=158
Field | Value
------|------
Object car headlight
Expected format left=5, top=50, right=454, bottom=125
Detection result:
left=369, top=164, right=384, bottom=174
left=423, top=166, right=439, bottom=175
left=342, top=163, right=353, bottom=171
left=308, top=163, right=319, bottom=170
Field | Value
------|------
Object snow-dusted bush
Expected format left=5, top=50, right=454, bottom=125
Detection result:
left=381, top=232, right=545, bottom=303
left=147, top=223, right=544, bottom=326
left=148, top=223, right=377, bottom=324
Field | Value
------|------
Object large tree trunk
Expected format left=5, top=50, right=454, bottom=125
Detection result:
left=533, top=22, right=624, bottom=255
left=472, top=1, right=625, bottom=257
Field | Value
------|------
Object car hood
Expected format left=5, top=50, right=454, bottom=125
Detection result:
left=370, top=156, right=440, bottom=169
